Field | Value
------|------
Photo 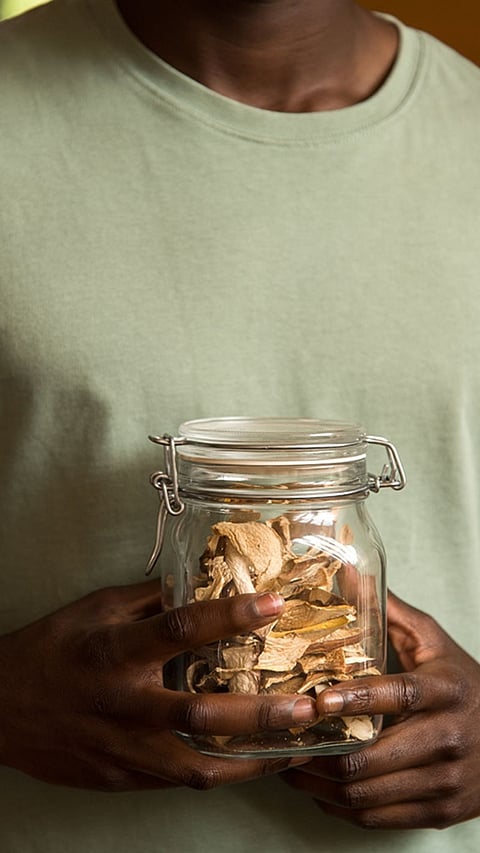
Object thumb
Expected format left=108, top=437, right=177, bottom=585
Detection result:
left=117, top=592, right=285, bottom=666
left=387, top=589, right=425, bottom=626
left=387, top=589, right=443, bottom=667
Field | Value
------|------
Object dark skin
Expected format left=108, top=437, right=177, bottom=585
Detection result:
left=0, top=587, right=316, bottom=790
left=116, top=0, right=399, bottom=111
left=1, top=0, right=479, bottom=832
left=286, top=593, right=480, bottom=830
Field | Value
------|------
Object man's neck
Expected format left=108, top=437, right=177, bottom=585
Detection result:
left=116, top=0, right=399, bottom=112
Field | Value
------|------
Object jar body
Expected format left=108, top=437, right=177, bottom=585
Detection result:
left=160, top=495, right=386, bottom=758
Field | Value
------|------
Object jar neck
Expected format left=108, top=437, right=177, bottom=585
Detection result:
left=176, top=448, right=370, bottom=501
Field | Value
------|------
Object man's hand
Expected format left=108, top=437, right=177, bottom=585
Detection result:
left=0, top=584, right=315, bottom=791
left=284, top=591, right=480, bottom=830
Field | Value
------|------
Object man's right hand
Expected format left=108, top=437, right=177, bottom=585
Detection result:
left=0, top=583, right=315, bottom=791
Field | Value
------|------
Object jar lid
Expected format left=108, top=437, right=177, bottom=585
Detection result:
left=178, top=417, right=366, bottom=450
left=175, top=417, right=368, bottom=471
left=146, top=420, right=406, bottom=575
left=149, top=418, right=405, bottom=489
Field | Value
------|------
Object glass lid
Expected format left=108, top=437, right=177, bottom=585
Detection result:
left=178, top=417, right=366, bottom=449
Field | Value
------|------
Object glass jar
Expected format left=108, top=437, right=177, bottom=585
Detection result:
left=146, top=417, right=406, bottom=758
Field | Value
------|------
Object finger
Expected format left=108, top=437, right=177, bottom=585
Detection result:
left=119, top=592, right=285, bottom=663
left=127, top=686, right=317, bottom=734
left=316, top=799, right=458, bottom=831
left=293, top=717, right=452, bottom=782
left=316, top=664, right=458, bottom=718
left=284, top=761, right=458, bottom=811
left=121, top=730, right=306, bottom=791
left=387, top=590, right=446, bottom=666
left=387, top=589, right=427, bottom=626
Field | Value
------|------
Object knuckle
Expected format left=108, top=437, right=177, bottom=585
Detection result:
left=183, top=766, right=222, bottom=791
left=442, top=731, right=468, bottom=762
left=448, top=672, right=469, bottom=708
left=90, top=685, right=123, bottom=718
left=397, top=674, right=422, bottom=712
left=334, top=749, right=370, bottom=782
left=437, top=765, right=464, bottom=798
left=436, top=798, right=463, bottom=830
left=173, top=697, right=211, bottom=735
left=336, top=783, right=365, bottom=810
left=82, top=629, right=114, bottom=672
left=257, top=701, right=284, bottom=730
left=97, top=765, right=130, bottom=793
left=351, top=810, right=383, bottom=831
left=158, top=607, right=193, bottom=647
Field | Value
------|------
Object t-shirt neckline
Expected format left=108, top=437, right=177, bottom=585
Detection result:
left=86, top=0, right=425, bottom=144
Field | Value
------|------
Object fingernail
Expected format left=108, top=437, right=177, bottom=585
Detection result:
left=253, top=592, right=285, bottom=618
left=291, top=697, right=317, bottom=724
left=320, top=691, right=345, bottom=714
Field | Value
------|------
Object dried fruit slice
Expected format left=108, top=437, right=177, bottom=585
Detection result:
left=324, top=644, right=374, bottom=674
left=255, top=634, right=312, bottom=672
left=271, top=614, right=353, bottom=639
left=305, top=625, right=368, bottom=654
left=273, top=600, right=356, bottom=633
left=262, top=673, right=307, bottom=694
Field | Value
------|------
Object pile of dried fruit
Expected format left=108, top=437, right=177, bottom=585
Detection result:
left=188, top=516, right=380, bottom=746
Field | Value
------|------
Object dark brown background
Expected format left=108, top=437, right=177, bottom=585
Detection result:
left=363, top=1, right=479, bottom=64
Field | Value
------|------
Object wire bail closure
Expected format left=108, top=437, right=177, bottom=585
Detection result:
left=145, top=435, right=186, bottom=576
left=365, top=436, right=407, bottom=493
left=145, top=432, right=406, bottom=576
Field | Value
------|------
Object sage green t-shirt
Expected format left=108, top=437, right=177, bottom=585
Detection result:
left=1, top=0, right=480, bottom=850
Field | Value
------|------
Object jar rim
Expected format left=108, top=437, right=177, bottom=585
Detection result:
left=178, top=417, right=366, bottom=449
